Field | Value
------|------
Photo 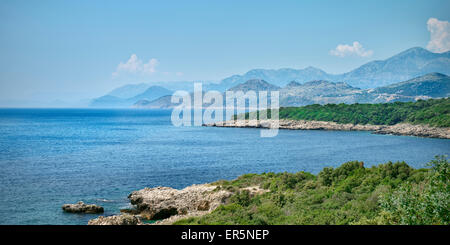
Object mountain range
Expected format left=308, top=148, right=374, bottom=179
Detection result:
left=369, top=72, right=450, bottom=98
left=92, top=47, right=450, bottom=108
left=90, top=86, right=172, bottom=108
left=133, top=72, right=450, bottom=109
left=213, top=47, right=450, bottom=90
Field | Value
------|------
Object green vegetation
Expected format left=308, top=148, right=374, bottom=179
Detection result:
left=174, top=156, right=449, bottom=225
left=237, top=98, right=450, bottom=127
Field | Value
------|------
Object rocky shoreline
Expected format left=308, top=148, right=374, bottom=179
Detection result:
left=204, top=119, right=450, bottom=139
left=87, top=183, right=267, bottom=225
left=85, top=119, right=448, bottom=225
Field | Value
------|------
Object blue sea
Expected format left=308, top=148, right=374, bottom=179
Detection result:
left=0, top=108, right=448, bottom=225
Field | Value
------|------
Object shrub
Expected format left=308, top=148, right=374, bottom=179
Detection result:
left=176, top=156, right=448, bottom=225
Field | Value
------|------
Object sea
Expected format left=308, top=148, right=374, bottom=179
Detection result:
left=0, top=108, right=448, bottom=224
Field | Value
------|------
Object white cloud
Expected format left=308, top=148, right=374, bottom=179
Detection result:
left=426, top=18, right=450, bottom=53
left=329, top=41, right=373, bottom=57
left=112, top=54, right=158, bottom=77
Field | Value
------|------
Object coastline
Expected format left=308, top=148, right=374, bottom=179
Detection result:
left=88, top=183, right=267, bottom=225
left=87, top=156, right=449, bottom=225
left=204, top=119, right=450, bottom=139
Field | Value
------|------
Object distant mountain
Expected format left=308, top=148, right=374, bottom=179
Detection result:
left=133, top=93, right=214, bottom=109
left=285, top=81, right=302, bottom=87
left=282, top=80, right=358, bottom=96
left=134, top=79, right=280, bottom=109
left=134, top=73, right=450, bottom=109
left=212, top=47, right=449, bottom=90
left=133, top=96, right=177, bottom=109
left=126, top=86, right=172, bottom=102
left=227, top=79, right=280, bottom=92
left=215, top=67, right=334, bottom=90
left=279, top=72, right=450, bottom=106
left=339, top=47, right=450, bottom=88
left=104, top=81, right=215, bottom=100
left=133, top=79, right=364, bottom=108
left=102, top=46, right=450, bottom=108
left=370, top=72, right=450, bottom=98
left=107, top=83, right=151, bottom=99
left=90, top=86, right=172, bottom=108
left=89, top=95, right=125, bottom=108
left=280, top=80, right=363, bottom=106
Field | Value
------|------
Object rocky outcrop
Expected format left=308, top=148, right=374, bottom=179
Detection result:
left=138, top=185, right=267, bottom=225
left=86, top=183, right=269, bottom=225
left=373, top=123, right=450, bottom=139
left=128, top=184, right=232, bottom=220
left=62, top=201, right=104, bottom=214
left=88, top=214, right=142, bottom=225
left=207, top=119, right=381, bottom=131
left=205, top=119, right=450, bottom=139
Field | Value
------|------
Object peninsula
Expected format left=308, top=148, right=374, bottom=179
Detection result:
left=206, top=98, right=450, bottom=139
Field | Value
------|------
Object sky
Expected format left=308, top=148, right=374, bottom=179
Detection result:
left=0, top=0, right=449, bottom=105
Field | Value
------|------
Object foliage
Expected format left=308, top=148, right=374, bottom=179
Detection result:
left=376, top=156, right=449, bottom=225
left=174, top=156, right=449, bottom=225
left=237, top=98, right=450, bottom=127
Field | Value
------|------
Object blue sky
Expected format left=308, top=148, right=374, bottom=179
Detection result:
left=0, top=0, right=449, bottom=104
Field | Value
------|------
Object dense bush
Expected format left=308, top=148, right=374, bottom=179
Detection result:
left=174, top=156, right=449, bottom=225
left=376, top=156, right=449, bottom=225
left=238, top=98, right=450, bottom=127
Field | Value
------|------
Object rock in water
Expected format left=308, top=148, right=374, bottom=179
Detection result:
left=88, top=214, right=142, bottom=225
left=62, top=201, right=104, bottom=214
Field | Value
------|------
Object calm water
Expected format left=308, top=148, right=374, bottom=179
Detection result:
left=0, top=109, right=448, bottom=225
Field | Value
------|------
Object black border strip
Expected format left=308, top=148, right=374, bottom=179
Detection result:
left=1, top=225, right=447, bottom=240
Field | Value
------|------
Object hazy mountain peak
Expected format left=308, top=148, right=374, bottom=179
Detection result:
left=339, top=46, right=450, bottom=88
left=400, top=46, right=429, bottom=53
left=90, top=85, right=172, bottom=108
left=372, top=72, right=449, bottom=98
left=142, top=85, right=172, bottom=94
left=219, top=66, right=334, bottom=89
left=286, top=81, right=302, bottom=87
left=244, top=78, right=271, bottom=85
left=303, top=80, right=333, bottom=85
left=107, top=83, right=150, bottom=98
left=228, top=79, right=280, bottom=92
left=128, top=86, right=172, bottom=101
left=394, top=47, right=440, bottom=58
left=304, top=66, right=325, bottom=72
left=410, top=72, right=448, bottom=80
left=213, top=47, right=450, bottom=90
left=391, top=72, right=449, bottom=86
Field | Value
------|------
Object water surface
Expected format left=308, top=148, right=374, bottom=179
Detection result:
left=0, top=109, right=448, bottom=224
